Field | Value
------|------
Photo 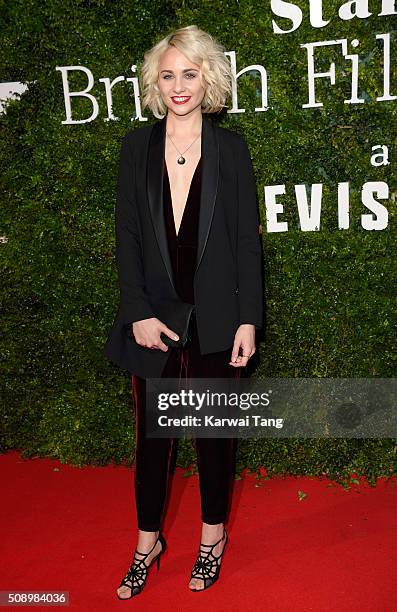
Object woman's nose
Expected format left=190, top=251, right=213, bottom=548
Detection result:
left=173, top=77, right=186, bottom=93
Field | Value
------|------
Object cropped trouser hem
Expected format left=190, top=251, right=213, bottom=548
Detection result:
left=137, top=523, right=162, bottom=532
left=201, top=515, right=228, bottom=525
left=138, top=516, right=227, bottom=531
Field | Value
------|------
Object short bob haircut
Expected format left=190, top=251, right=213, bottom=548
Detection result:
left=139, top=25, right=233, bottom=117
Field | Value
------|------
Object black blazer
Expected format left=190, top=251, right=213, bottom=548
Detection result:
left=103, top=113, right=264, bottom=379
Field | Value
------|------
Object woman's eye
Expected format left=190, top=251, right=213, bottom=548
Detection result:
left=162, top=73, right=196, bottom=80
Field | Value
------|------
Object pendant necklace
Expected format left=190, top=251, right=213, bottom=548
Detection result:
left=166, top=129, right=201, bottom=165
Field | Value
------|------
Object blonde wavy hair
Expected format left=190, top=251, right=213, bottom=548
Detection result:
left=139, top=25, right=232, bottom=117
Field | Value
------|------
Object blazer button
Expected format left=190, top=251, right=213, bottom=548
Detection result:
left=235, top=288, right=239, bottom=294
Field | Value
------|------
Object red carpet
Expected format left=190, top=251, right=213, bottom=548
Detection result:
left=1, top=449, right=396, bottom=611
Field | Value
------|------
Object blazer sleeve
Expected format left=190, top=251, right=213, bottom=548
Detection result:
left=115, top=134, right=155, bottom=326
left=236, top=135, right=264, bottom=330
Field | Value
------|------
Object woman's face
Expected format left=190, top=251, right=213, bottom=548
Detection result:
left=157, top=46, right=205, bottom=117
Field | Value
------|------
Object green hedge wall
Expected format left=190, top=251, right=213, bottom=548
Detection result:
left=1, top=1, right=396, bottom=486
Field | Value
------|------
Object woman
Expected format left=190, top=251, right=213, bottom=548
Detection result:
left=104, top=25, right=263, bottom=598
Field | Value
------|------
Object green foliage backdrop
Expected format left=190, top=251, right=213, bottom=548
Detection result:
left=1, top=1, right=396, bottom=485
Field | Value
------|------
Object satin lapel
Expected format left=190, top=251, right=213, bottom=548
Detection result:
left=196, top=114, right=219, bottom=274
left=146, top=114, right=219, bottom=293
left=146, top=115, right=174, bottom=291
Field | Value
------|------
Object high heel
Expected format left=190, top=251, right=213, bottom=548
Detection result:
left=189, top=526, right=228, bottom=592
left=116, top=531, right=167, bottom=600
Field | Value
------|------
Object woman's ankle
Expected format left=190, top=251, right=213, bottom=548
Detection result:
left=138, top=528, right=159, bottom=535
left=202, top=521, right=224, bottom=530
left=137, top=529, right=159, bottom=545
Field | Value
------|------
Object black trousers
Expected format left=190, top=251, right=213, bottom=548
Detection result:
left=131, top=319, right=241, bottom=532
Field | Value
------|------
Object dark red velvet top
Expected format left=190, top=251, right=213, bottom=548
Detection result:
left=163, top=158, right=202, bottom=305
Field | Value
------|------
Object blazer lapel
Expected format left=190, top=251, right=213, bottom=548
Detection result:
left=146, top=113, right=220, bottom=294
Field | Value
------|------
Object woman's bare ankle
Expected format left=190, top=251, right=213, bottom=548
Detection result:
left=136, top=528, right=159, bottom=550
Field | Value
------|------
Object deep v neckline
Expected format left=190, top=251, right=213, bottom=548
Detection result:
left=164, top=158, right=201, bottom=239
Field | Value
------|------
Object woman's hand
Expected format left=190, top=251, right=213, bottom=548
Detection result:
left=229, top=324, right=256, bottom=368
left=132, top=318, right=179, bottom=352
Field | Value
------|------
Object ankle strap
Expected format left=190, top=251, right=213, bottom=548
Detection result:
left=135, top=532, right=162, bottom=557
left=200, top=527, right=227, bottom=550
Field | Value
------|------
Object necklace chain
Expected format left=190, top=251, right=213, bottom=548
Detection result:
left=166, top=126, right=201, bottom=165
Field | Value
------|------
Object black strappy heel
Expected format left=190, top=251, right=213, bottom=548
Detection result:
left=189, top=526, right=228, bottom=591
left=116, top=532, right=167, bottom=600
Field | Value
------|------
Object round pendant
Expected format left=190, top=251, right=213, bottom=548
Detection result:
left=177, top=156, right=186, bottom=165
